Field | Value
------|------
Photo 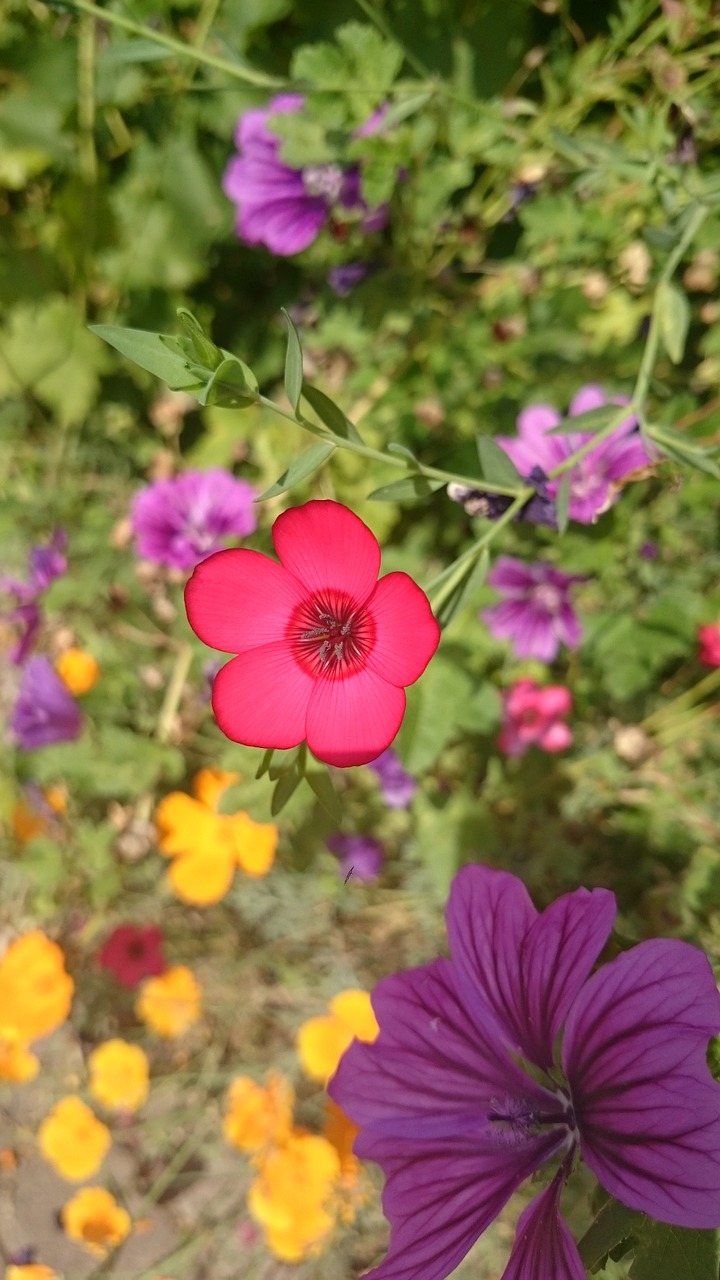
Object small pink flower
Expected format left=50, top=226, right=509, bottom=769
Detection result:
left=498, top=678, right=573, bottom=758
left=185, top=501, right=440, bottom=768
left=698, top=623, right=720, bottom=668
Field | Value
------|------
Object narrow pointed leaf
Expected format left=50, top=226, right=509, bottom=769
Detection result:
left=302, top=383, right=364, bottom=443
left=255, top=748, right=275, bottom=780
left=198, top=357, right=258, bottom=409
left=271, top=767, right=302, bottom=816
left=547, top=405, right=622, bottom=435
left=282, top=308, right=304, bottom=413
left=89, top=325, right=204, bottom=390
left=388, top=443, right=418, bottom=463
left=556, top=472, right=571, bottom=533
left=177, top=308, right=223, bottom=372
left=476, top=434, right=523, bottom=487
left=255, top=443, right=336, bottom=502
left=657, top=281, right=691, bottom=365
left=305, top=769, right=343, bottom=823
left=367, top=475, right=445, bottom=502
left=435, top=547, right=490, bottom=626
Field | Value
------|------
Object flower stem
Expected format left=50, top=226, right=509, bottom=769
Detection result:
left=426, top=490, right=532, bottom=610
left=641, top=666, right=720, bottom=732
left=157, top=640, right=194, bottom=745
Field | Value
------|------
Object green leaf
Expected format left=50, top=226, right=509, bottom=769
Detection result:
left=271, top=767, right=303, bottom=816
left=435, top=548, right=490, bottom=627
left=577, top=1197, right=642, bottom=1271
left=177, top=308, right=223, bottom=371
left=547, top=405, right=621, bottom=435
left=380, top=91, right=433, bottom=128
left=648, top=426, right=720, bottom=478
left=198, top=357, right=258, bottom=409
left=255, top=749, right=275, bottom=780
left=302, top=382, right=363, bottom=444
left=282, top=308, right=304, bottom=413
left=657, top=281, right=691, bottom=364
left=255, top=442, right=336, bottom=502
left=292, top=22, right=402, bottom=96
left=305, top=768, right=344, bottom=823
left=556, top=472, right=571, bottom=534
left=387, top=443, right=418, bottom=463
left=89, top=324, right=203, bottom=390
left=628, top=1222, right=718, bottom=1280
left=367, top=475, right=445, bottom=502
left=476, top=435, right=523, bottom=488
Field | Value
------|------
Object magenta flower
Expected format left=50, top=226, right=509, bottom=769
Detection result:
left=185, top=500, right=440, bottom=768
left=482, top=557, right=584, bottom=663
left=698, top=622, right=720, bottom=668
left=131, top=469, right=257, bottom=572
left=369, top=748, right=417, bottom=808
left=1, top=530, right=67, bottom=664
left=497, top=385, right=652, bottom=524
left=330, top=865, right=720, bottom=1280
left=498, top=678, right=572, bottom=757
left=222, top=95, right=387, bottom=257
left=327, top=833, right=384, bottom=882
left=10, top=656, right=84, bottom=750
left=98, top=924, right=166, bottom=988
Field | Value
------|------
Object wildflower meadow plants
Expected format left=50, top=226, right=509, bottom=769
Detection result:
left=4, top=2, right=720, bottom=1278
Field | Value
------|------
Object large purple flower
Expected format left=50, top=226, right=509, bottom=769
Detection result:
left=1, top=530, right=67, bottom=664
left=482, top=557, right=584, bottom=663
left=222, top=95, right=387, bottom=256
left=131, top=469, right=257, bottom=572
left=11, top=656, right=84, bottom=750
left=498, top=385, right=652, bottom=524
left=330, top=865, right=720, bottom=1280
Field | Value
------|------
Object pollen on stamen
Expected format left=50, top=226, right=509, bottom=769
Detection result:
left=289, top=591, right=375, bottom=680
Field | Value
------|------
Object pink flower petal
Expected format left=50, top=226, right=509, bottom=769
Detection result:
left=365, top=573, right=440, bottom=687
left=273, top=500, right=381, bottom=605
left=185, top=549, right=304, bottom=654
left=500, top=1173, right=585, bottom=1280
left=306, top=667, right=406, bottom=767
left=212, top=644, right=314, bottom=750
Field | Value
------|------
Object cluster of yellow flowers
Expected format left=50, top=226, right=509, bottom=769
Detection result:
left=223, top=988, right=379, bottom=1263
left=155, top=768, right=278, bottom=905
left=0, top=932, right=73, bottom=1084
left=135, top=964, right=203, bottom=1037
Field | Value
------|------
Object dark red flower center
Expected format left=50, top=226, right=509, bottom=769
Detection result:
left=289, top=591, right=375, bottom=680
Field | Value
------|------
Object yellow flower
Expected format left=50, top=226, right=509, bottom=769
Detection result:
left=88, top=1040, right=149, bottom=1112
left=55, top=648, right=100, bottom=695
left=6, top=1266, right=58, bottom=1280
left=247, top=1132, right=341, bottom=1262
left=322, top=1100, right=365, bottom=1224
left=10, top=785, right=66, bottom=843
left=296, top=989, right=379, bottom=1083
left=136, top=965, right=202, bottom=1038
left=62, top=1186, right=131, bottom=1257
left=0, top=931, right=73, bottom=1044
left=0, top=1026, right=39, bottom=1084
left=223, top=1071, right=294, bottom=1155
left=38, top=1096, right=111, bottom=1181
left=155, top=769, right=277, bottom=906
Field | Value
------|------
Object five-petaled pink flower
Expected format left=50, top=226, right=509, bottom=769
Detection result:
left=498, top=678, right=573, bottom=758
left=185, top=500, right=440, bottom=768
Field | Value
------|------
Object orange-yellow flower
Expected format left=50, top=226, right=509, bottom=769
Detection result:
left=247, top=1131, right=341, bottom=1262
left=0, top=931, right=73, bottom=1044
left=155, top=768, right=277, bottom=906
left=6, top=1265, right=58, bottom=1280
left=55, top=648, right=100, bottom=695
left=322, top=1099, right=365, bottom=1223
left=223, top=1071, right=294, bottom=1155
left=296, top=989, right=379, bottom=1083
left=61, top=1186, right=131, bottom=1257
left=88, top=1040, right=149, bottom=1112
left=38, top=1096, right=111, bottom=1181
left=0, top=1026, right=39, bottom=1084
left=10, top=785, right=66, bottom=842
left=136, top=965, right=202, bottom=1038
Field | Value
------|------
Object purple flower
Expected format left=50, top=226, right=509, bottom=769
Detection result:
left=330, top=865, right=720, bottom=1280
left=447, top=466, right=557, bottom=530
left=222, top=95, right=388, bottom=257
left=482, top=556, right=584, bottom=662
left=11, top=656, right=84, bottom=750
left=131, top=469, right=257, bottom=572
left=498, top=385, right=653, bottom=524
left=328, top=262, right=372, bottom=296
left=368, top=748, right=416, bottom=808
left=327, top=833, right=383, bottom=882
left=1, top=530, right=67, bottom=664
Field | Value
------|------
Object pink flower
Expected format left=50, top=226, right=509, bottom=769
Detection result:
left=498, top=679, right=573, bottom=757
left=185, top=501, right=440, bottom=768
left=98, top=925, right=166, bottom=988
left=698, top=623, right=720, bottom=668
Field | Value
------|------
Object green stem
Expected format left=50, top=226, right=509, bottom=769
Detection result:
left=63, top=0, right=285, bottom=89
left=641, top=666, right=720, bottom=732
left=427, top=490, right=532, bottom=609
left=157, top=640, right=193, bottom=745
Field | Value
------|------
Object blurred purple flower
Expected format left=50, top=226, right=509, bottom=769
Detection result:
left=328, top=262, right=372, bottom=296
left=11, top=656, right=84, bottom=750
left=330, top=864, right=720, bottom=1280
left=369, top=748, right=416, bottom=808
left=497, top=385, right=652, bottom=524
left=327, top=833, right=383, bottom=882
left=131, top=469, right=257, bottom=572
left=447, top=465, right=557, bottom=530
left=1, top=530, right=67, bottom=664
left=482, top=556, right=584, bottom=662
left=222, top=95, right=388, bottom=257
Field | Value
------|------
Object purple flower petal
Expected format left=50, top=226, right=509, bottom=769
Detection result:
left=131, top=469, right=257, bottom=571
left=564, top=938, right=720, bottom=1228
left=369, top=747, right=416, bottom=808
left=446, top=866, right=615, bottom=1070
left=500, top=1171, right=586, bottom=1280
left=11, top=656, right=84, bottom=750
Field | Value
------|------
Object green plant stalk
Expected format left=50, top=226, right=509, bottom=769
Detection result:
left=641, top=666, right=720, bottom=733
left=156, top=640, right=194, bottom=745
left=63, top=0, right=285, bottom=89
left=427, top=491, right=532, bottom=610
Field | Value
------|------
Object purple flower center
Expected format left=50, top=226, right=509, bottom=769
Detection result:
left=532, top=582, right=562, bottom=613
left=290, top=591, right=375, bottom=678
left=570, top=463, right=604, bottom=501
left=302, top=163, right=345, bottom=203
left=487, top=1085, right=576, bottom=1147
